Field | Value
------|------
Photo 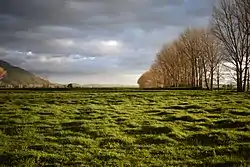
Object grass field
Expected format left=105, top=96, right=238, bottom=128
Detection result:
left=0, top=90, right=250, bottom=166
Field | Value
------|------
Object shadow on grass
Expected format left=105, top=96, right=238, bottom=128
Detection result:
left=78, top=108, right=97, bottom=115
left=28, top=144, right=61, bottom=153
left=37, top=112, right=55, bottom=116
left=99, top=137, right=131, bottom=148
left=0, top=153, right=38, bottom=166
left=56, top=138, right=91, bottom=147
left=165, top=105, right=203, bottom=110
left=20, top=107, right=32, bottom=111
left=61, top=121, right=88, bottom=132
left=144, top=110, right=163, bottom=114
left=160, top=115, right=207, bottom=122
left=200, top=161, right=247, bottom=167
left=144, top=110, right=174, bottom=116
left=44, top=99, right=57, bottom=104
left=61, top=121, right=109, bottom=138
left=115, top=118, right=127, bottom=125
left=212, top=119, right=249, bottom=129
left=206, top=115, right=222, bottom=119
left=125, top=125, right=173, bottom=135
left=185, top=131, right=231, bottom=146
left=205, top=107, right=223, bottom=113
left=230, top=111, right=250, bottom=116
left=184, top=125, right=206, bottom=132
left=136, top=136, right=176, bottom=145
left=192, top=145, right=250, bottom=162
left=95, top=152, right=120, bottom=161
left=1, top=125, right=34, bottom=136
left=106, top=99, right=125, bottom=105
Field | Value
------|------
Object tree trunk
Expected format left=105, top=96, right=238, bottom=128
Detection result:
left=236, top=65, right=244, bottom=92
left=210, top=68, right=214, bottom=91
left=199, top=74, right=203, bottom=88
left=243, top=28, right=249, bottom=91
left=243, top=55, right=249, bottom=92
left=237, top=70, right=240, bottom=91
left=191, top=63, right=195, bottom=87
left=217, top=67, right=220, bottom=90
left=204, top=71, right=209, bottom=90
left=203, top=60, right=209, bottom=90
left=238, top=72, right=244, bottom=92
left=164, top=75, right=168, bottom=88
left=247, top=68, right=250, bottom=91
left=199, top=61, right=203, bottom=88
left=195, top=59, right=199, bottom=88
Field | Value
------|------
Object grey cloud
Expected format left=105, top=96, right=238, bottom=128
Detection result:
left=0, top=0, right=216, bottom=84
left=150, top=0, right=184, bottom=9
left=184, top=0, right=216, bottom=17
left=0, top=0, right=69, bottom=24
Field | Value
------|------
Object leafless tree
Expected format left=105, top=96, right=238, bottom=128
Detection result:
left=178, top=28, right=204, bottom=88
left=202, top=29, right=223, bottom=90
left=137, top=28, right=222, bottom=90
left=211, top=0, right=250, bottom=91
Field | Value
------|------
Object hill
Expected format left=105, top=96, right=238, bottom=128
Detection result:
left=0, top=60, right=51, bottom=87
left=81, top=84, right=138, bottom=88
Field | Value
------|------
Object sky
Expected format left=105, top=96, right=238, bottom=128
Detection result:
left=0, top=0, right=216, bottom=85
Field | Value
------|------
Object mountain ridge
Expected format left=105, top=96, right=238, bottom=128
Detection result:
left=0, top=60, right=52, bottom=87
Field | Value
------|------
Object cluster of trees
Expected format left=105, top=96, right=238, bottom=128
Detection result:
left=138, top=0, right=250, bottom=92
left=138, top=28, right=222, bottom=90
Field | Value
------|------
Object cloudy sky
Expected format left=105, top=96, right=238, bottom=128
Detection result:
left=0, top=0, right=216, bottom=85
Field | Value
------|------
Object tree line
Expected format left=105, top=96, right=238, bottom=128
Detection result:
left=138, top=0, right=250, bottom=92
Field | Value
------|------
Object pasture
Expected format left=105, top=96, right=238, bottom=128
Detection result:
left=0, top=90, right=250, bottom=166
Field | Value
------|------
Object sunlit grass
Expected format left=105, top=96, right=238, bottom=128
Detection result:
left=0, top=90, right=250, bottom=166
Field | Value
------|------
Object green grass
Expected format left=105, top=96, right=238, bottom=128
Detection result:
left=0, top=90, right=250, bottom=166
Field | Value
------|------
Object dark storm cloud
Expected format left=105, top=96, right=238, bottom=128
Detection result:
left=151, top=0, right=184, bottom=7
left=0, top=0, right=216, bottom=84
left=0, top=0, right=70, bottom=25
left=185, top=0, right=216, bottom=17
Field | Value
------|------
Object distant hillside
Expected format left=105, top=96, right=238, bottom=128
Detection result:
left=0, top=60, right=51, bottom=86
left=64, top=83, right=138, bottom=88
left=81, top=84, right=138, bottom=88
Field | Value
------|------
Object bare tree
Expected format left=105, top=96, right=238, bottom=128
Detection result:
left=137, top=69, right=162, bottom=88
left=137, top=71, right=151, bottom=88
left=211, top=0, right=250, bottom=91
left=178, top=28, right=206, bottom=88
left=153, top=40, right=192, bottom=88
left=235, top=0, right=250, bottom=91
left=202, top=29, right=223, bottom=90
left=149, top=64, right=164, bottom=88
left=138, top=28, right=222, bottom=90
